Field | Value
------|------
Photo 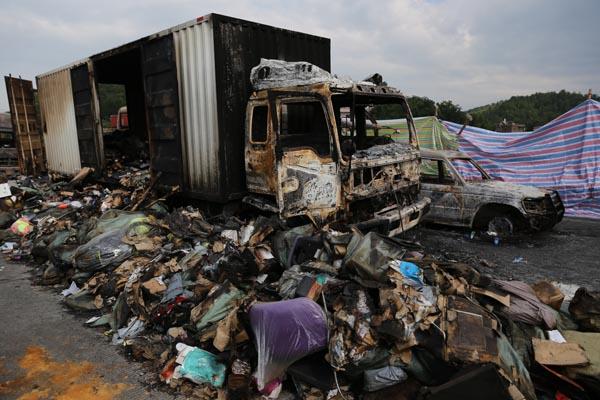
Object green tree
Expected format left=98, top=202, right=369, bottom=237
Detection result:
left=373, top=95, right=436, bottom=119
left=436, top=100, right=467, bottom=123
left=98, top=84, right=126, bottom=127
left=407, top=96, right=436, bottom=117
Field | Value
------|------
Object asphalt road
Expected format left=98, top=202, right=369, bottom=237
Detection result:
left=411, top=216, right=600, bottom=290
left=0, top=261, right=175, bottom=400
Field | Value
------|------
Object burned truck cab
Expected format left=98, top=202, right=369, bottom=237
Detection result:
left=244, top=60, right=430, bottom=235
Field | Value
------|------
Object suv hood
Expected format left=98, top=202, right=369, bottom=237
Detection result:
left=468, top=180, right=549, bottom=198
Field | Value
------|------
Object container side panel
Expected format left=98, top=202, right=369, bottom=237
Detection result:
left=70, top=64, right=101, bottom=170
left=4, top=76, right=46, bottom=175
left=142, top=34, right=183, bottom=187
left=173, top=20, right=220, bottom=196
left=212, top=15, right=331, bottom=200
left=37, top=68, right=81, bottom=174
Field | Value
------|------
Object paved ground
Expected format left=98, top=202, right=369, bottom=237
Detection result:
left=0, top=261, right=176, bottom=400
left=411, top=216, right=600, bottom=290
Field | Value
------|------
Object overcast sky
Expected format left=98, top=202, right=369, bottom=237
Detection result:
left=1, top=0, right=598, bottom=112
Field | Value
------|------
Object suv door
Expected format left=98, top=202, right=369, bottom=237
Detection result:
left=420, top=158, right=464, bottom=225
left=275, top=97, right=341, bottom=221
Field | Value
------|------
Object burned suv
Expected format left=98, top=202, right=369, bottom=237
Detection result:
left=244, top=60, right=430, bottom=236
left=418, top=149, right=564, bottom=235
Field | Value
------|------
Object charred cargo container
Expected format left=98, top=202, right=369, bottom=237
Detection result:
left=34, top=13, right=330, bottom=201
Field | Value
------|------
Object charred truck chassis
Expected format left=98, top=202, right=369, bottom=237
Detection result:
left=245, top=79, right=430, bottom=235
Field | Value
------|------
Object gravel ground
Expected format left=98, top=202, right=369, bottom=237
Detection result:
left=408, top=216, right=600, bottom=290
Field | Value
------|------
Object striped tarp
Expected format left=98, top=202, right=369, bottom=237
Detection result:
left=443, top=99, right=600, bottom=218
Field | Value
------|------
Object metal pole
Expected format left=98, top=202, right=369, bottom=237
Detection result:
left=19, top=75, right=36, bottom=175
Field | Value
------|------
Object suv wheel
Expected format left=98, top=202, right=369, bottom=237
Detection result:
left=487, top=215, right=515, bottom=237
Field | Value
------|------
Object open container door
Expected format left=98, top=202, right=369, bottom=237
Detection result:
left=4, top=76, right=45, bottom=175
left=70, top=62, right=103, bottom=171
left=275, top=96, right=341, bottom=223
left=141, top=34, right=183, bottom=188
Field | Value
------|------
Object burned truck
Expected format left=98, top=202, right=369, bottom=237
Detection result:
left=26, top=14, right=428, bottom=234
left=244, top=60, right=430, bottom=235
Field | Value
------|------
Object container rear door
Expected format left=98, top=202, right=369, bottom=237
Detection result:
left=141, top=34, right=183, bottom=187
left=70, top=64, right=102, bottom=171
left=4, top=76, right=45, bottom=175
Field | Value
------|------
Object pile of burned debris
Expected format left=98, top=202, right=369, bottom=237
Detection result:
left=0, top=170, right=599, bottom=400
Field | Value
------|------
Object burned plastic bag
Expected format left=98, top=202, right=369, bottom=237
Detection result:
left=173, top=343, right=226, bottom=388
left=363, top=365, right=408, bottom=392
left=82, top=210, right=149, bottom=242
left=344, top=231, right=406, bottom=283
left=72, top=229, right=133, bottom=272
left=249, top=297, right=328, bottom=390
left=73, top=218, right=154, bottom=272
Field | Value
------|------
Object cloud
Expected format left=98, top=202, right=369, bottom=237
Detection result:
left=1, top=0, right=598, bottom=113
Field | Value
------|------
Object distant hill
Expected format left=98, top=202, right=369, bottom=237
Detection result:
left=468, top=90, right=599, bottom=131
left=374, top=90, right=599, bottom=130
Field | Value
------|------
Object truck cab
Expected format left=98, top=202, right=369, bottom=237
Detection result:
left=244, top=60, right=430, bottom=236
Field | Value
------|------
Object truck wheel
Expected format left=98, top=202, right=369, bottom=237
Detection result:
left=487, top=215, right=515, bottom=237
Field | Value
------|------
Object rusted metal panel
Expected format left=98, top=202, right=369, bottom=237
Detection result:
left=278, top=149, right=341, bottom=221
left=37, top=67, right=82, bottom=174
left=142, top=34, right=183, bottom=188
left=244, top=100, right=277, bottom=195
left=70, top=63, right=103, bottom=171
left=4, top=76, right=45, bottom=175
left=173, top=19, right=220, bottom=195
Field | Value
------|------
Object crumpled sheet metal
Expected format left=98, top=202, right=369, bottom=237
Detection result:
left=250, top=59, right=353, bottom=91
left=493, top=279, right=557, bottom=330
left=249, top=297, right=328, bottom=390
